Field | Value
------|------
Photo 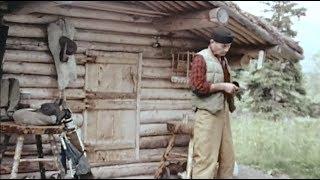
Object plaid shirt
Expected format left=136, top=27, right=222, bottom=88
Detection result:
left=189, top=55, right=211, bottom=96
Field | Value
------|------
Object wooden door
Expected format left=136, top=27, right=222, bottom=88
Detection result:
left=84, top=51, right=142, bottom=163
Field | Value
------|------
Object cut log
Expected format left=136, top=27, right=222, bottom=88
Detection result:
left=209, top=1, right=276, bottom=45
left=154, top=8, right=229, bottom=31
left=2, top=74, right=84, bottom=88
left=3, top=62, right=85, bottom=77
left=140, top=135, right=190, bottom=149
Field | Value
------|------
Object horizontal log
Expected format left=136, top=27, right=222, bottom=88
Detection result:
left=154, top=8, right=228, bottom=31
left=3, top=62, right=85, bottom=76
left=140, top=123, right=169, bottom=137
left=6, top=23, right=207, bottom=49
left=142, top=59, right=171, bottom=68
left=142, top=67, right=172, bottom=79
left=4, top=50, right=87, bottom=64
left=140, top=100, right=192, bottom=110
left=266, top=44, right=303, bottom=61
left=141, top=88, right=192, bottom=100
left=20, top=88, right=85, bottom=100
left=140, top=135, right=190, bottom=149
left=141, top=79, right=189, bottom=89
left=4, top=49, right=51, bottom=62
left=78, top=41, right=169, bottom=58
left=68, top=1, right=169, bottom=16
left=0, top=157, right=57, bottom=174
left=27, top=6, right=154, bottom=23
left=86, top=92, right=137, bottom=99
left=139, top=147, right=187, bottom=162
left=2, top=74, right=84, bottom=88
left=75, top=30, right=205, bottom=48
left=140, top=110, right=195, bottom=124
left=91, top=162, right=159, bottom=178
left=4, top=14, right=159, bottom=35
left=86, top=99, right=136, bottom=110
left=113, top=175, right=154, bottom=179
left=6, top=23, right=46, bottom=38
left=4, top=38, right=187, bottom=59
left=209, top=1, right=276, bottom=45
left=1, top=134, right=60, bottom=146
left=82, top=147, right=187, bottom=167
left=167, top=121, right=194, bottom=135
left=6, top=37, right=49, bottom=51
left=0, top=171, right=58, bottom=178
left=19, top=99, right=85, bottom=113
left=3, top=143, right=53, bottom=156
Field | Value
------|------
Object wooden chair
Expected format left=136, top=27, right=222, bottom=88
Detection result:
left=0, top=121, right=65, bottom=179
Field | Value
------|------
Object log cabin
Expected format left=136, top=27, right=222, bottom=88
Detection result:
left=0, top=1, right=303, bottom=179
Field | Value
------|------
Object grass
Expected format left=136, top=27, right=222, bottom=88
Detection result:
left=231, top=114, right=320, bottom=179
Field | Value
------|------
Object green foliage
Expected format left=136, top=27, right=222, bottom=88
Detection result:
left=231, top=115, right=320, bottom=179
left=261, top=1, right=306, bottom=38
left=234, top=59, right=310, bottom=120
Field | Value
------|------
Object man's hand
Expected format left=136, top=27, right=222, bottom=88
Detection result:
left=223, top=83, right=239, bottom=95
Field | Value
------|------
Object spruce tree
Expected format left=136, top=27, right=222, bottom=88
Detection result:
left=236, top=1, right=308, bottom=119
left=262, top=1, right=306, bottom=38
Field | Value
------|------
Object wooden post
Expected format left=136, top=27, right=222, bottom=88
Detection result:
left=186, top=137, right=194, bottom=179
left=10, top=135, right=24, bottom=179
left=135, top=52, right=142, bottom=159
left=36, top=135, right=46, bottom=179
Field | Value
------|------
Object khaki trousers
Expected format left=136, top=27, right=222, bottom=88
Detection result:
left=192, top=104, right=235, bottom=179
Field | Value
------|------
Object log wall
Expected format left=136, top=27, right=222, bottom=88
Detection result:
left=1, top=7, right=200, bottom=178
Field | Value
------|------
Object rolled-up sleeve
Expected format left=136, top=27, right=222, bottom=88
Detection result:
left=189, top=55, right=211, bottom=96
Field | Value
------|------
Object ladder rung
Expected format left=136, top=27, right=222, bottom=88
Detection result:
left=20, top=158, right=55, bottom=162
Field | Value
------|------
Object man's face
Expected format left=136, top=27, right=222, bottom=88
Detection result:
left=209, top=40, right=231, bottom=57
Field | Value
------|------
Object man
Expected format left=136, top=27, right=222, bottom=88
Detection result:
left=190, top=26, right=239, bottom=179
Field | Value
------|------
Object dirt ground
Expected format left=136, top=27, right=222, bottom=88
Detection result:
left=235, top=164, right=290, bottom=179
left=0, top=164, right=291, bottom=179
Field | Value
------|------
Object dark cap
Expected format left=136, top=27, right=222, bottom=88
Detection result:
left=212, top=26, right=234, bottom=44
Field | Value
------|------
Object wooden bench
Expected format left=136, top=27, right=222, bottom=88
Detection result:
left=0, top=121, right=65, bottom=179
